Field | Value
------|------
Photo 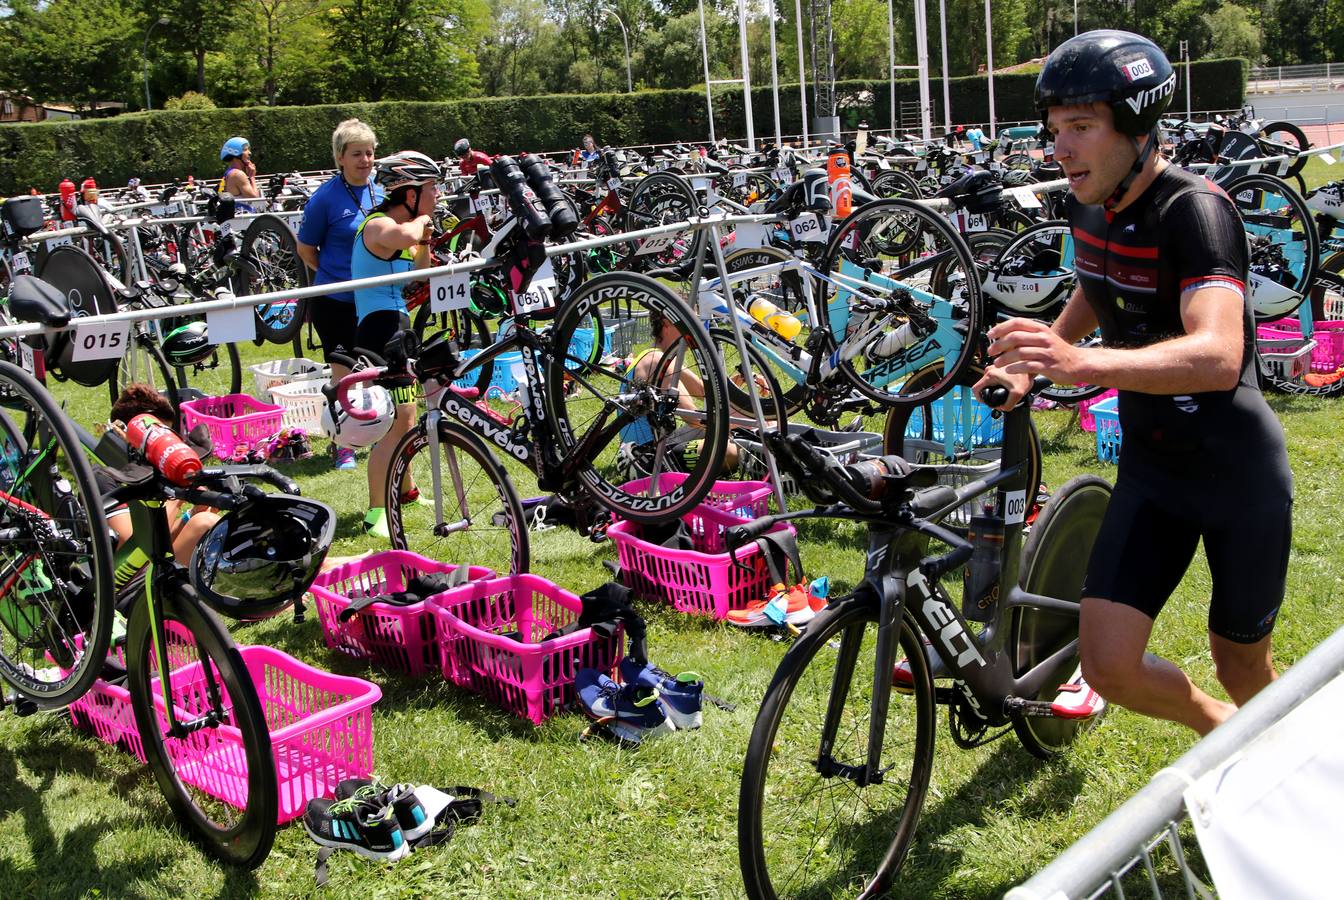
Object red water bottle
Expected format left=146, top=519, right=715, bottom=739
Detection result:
left=58, top=178, right=76, bottom=222
left=125, top=414, right=201, bottom=486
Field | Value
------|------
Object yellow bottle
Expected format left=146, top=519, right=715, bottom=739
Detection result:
left=747, top=297, right=803, bottom=341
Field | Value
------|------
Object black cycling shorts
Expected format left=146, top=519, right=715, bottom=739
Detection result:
left=1082, top=479, right=1292, bottom=644
left=309, top=297, right=359, bottom=364
left=355, top=310, right=411, bottom=362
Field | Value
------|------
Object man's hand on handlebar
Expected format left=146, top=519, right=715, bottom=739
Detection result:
left=972, top=364, right=1033, bottom=412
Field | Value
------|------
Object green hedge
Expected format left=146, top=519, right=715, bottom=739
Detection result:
left=0, top=59, right=1246, bottom=195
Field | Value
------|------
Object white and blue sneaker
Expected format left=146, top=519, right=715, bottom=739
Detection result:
left=576, top=668, right=675, bottom=743
left=303, top=794, right=409, bottom=862
left=335, top=778, right=434, bottom=842
left=618, top=657, right=704, bottom=730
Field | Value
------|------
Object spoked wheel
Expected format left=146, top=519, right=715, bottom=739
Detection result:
left=1011, top=474, right=1112, bottom=758
left=1259, top=120, right=1310, bottom=180
left=871, top=169, right=922, bottom=200
left=624, top=172, right=706, bottom=269
left=241, top=214, right=309, bottom=345
left=174, top=341, right=243, bottom=401
left=126, top=592, right=277, bottom=868
left=1226, top=172, right=1319, bottom=321
left=0, top=364, right=113, bottom=708
left=820, top=199, right=984, bottom=409
left=738, top=599, right=936, bottom=899
left=546, top=272, right=728, bottom=524
left=385, top=418, right=528, bottom=578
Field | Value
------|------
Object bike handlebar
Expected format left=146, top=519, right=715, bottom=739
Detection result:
left=325, top=366, right=385, bottom=421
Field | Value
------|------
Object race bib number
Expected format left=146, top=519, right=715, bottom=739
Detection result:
left=915, top=161, right=928, bottom=173
left=1044, top=143, right=1055, bottom=156
left=1003, top=489, right=1028, bottom=525
left=17, top=342, right=34, bottom=374
left=636, top=230, right=684, bottom=256
left=71, top=320, right=130, bottom=362
left=877, top=158, right=890, bottom=170
left=606, top=177, right=622, bottom=191
left=1010, top=186, right=1043, bottom=209
left=430, top=271, right=472, bottom=312
left=1322, top=151, right=1338, bottom=166
left=45, top=233, right=73, bottom=250
left=10, top=251, right=31, bottom=274
left=773, top=168, right=791, bottom=184
left=150, top=204, right=168, bottom=218
left=218, top=220, right=233, bottom=237
left=965, top=213, right=989, bottom=232
left=515, top=259, right=557, bottom=315
left=207, top=303, right=256, bottom=343
left=790, top=213, right=825, bottom=243
left=732, top=170, right=748, bottom=188
left=733, top=222, right=765, bottom=250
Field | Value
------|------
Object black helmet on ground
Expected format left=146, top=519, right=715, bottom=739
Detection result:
left=1034, top=30, right=1176, bottom=137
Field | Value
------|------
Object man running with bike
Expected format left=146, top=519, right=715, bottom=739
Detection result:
left=977, top=31, right=1293, bottom=736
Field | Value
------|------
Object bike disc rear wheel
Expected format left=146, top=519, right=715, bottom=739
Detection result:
left=739, top=600, right=935, bottom=899
left=127, top=590, right=277, bottom=868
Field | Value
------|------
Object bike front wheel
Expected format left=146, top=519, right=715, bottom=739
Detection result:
left=126, top=588, right=278, bottom=868
left=385, top=418, right=528, bottom=578
left=739, top=599, right=936, bottom=899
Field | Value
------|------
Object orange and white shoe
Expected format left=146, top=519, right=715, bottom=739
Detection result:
left=892, top=635, right=949, bottom=692
left=1050, top=665, right=1106, bottom=720
left=726, top=584, right=817, bottom=628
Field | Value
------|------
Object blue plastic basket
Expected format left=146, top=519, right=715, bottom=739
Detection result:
left=904, top=387, right=1003, bottom=451
left=451, top=349, right=525, bottom=393
left=1091, top=396, right=1122, bottom=463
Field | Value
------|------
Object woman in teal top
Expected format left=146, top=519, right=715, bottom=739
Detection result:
left=351, top=150, right=441, bottom=537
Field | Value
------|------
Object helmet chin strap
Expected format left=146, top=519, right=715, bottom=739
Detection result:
left=401, top=185, right=423, bottom=220
left=1103, top=127, right=1159, bottom=217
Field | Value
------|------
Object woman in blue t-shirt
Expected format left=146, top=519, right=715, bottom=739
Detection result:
left=296, top=119, right=382, bottom=469
left=349, top=150, right=440, bottom=538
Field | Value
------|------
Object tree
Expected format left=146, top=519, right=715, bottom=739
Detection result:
left=143, top=0, right=243, bottom=94
left=1205, top=3, right=1261, bottom=63
left=327, top=0, right=487, bottom=101
left=0, top=0, right=141, bottom=110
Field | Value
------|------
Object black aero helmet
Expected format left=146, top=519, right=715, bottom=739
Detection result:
left=190, top=493, right=335, bottom=621
left=162, top=321, right=215, bottom=365
left=1035, top=30, right=1175, bottom=136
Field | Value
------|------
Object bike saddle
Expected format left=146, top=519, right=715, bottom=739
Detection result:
left=8, top=275, right=71, bottom=328
left=704, top=158, right=730, bottom=176
left=75, top=204, right=110, bottom=236
left=935, top=170, right=1002, bottom=213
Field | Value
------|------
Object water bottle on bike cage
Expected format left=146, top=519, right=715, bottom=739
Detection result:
left=746, top=296, right=803, bottom=341
left=519, top=153, right=577, bottom=237
left=963, top=508, right=1004, bottom=623
left=124, top=414, right=202, bottom=487
left=489, top=156, right=552, bottom=240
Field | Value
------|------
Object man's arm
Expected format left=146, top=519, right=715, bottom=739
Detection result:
left=989, top=284, right=1244, bottom=394
left=296, top=240, right=319, bottom=274
left=1049, top=285, right=1098, bottom=344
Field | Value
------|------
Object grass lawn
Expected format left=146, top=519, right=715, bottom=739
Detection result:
left=0, top=290, right=1340, bottom=899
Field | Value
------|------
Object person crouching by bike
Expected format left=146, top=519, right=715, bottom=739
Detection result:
left=101, top=384, right=220, bottom=569
left=350, top=150, right=439, bottom=539
left=976, top=31, right=1293, bottom=737
left=621, top=308, right=740, bottom=478
left=296, top=118, right=383, bottom=471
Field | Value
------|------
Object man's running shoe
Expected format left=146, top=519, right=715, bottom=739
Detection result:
left=335, top=779, right=433, bottom=842
left=1050, top=665, right=1106, bottom=720
left=334, top=447, right=357, bottom=470
left=892, top=634, right=950, bottom=693
left=303, top=795, right=409, bottom=861
left=575, top=668, right=674, bottom=743
left=618, top=657, right=703, bottom=729
left=725, top=583, right=820, bottom=629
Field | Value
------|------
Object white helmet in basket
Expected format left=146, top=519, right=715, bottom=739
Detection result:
left=320, top=385, right=395, bottom=449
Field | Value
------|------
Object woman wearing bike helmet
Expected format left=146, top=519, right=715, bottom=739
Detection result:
left=976, top=30, right=1292, bottom=736
left=296, top=118, right=382, bottom=471
left=219, top=136, right=261, bottom=207
left=350, top=149, right=440, bottom=538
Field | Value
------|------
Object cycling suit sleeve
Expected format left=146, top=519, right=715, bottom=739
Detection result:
left=1163, top=189, right=1248, bottom=298
left=296, top=182, right=329, bottom=247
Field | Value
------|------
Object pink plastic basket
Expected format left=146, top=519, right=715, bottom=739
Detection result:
left=68, top=636, right=380, bottom=824
left=1258, top=320, right=1344, bottom=373
left=431, top=575, right=624, bottom=725
left=1077, top=389, right=1118, bottom=433
left=309, top=551, right=494, bottom=676
left=616, top=473, right=775, bottom=522
left=180, top=394, right=284, bottom=460
left=606, top=502, right=798, bottom=619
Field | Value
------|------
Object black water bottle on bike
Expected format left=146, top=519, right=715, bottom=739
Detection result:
left=963, top=507, right=1004, bottom=623
left=519, top=153, right=577, bottom=237
left=490, top=156, right=552, bottom=240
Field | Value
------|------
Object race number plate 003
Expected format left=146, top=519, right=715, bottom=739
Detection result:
left=430, top=271, right=472, bottom=312
left=636, top=230, right=685, bottom=256
left=71, top=320, right=131, bottom=362
left=789, top=213, right=826, bottom=243
left=514, top=259, right=558, bottom=315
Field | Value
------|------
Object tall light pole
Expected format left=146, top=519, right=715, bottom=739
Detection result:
left=143, top=16, right=171, bottom=111
left=698, top=0, right=716, bottom=141
left=794, top=0, right=808, bottom=144
left=736, top=0, right=755, bottom=148
left=1074, top=0, right=1079, bottom=36
left=939, top=0, right=951, bottom=133
left=984, top=0, right=996, bottom=138
left=599, top=8, right=632, bottom=93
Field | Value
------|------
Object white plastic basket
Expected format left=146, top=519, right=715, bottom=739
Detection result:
left=1257, top=337, right=1316, bottom=381
left=735, top=428, right=884, bottom=495
left=268, top=377, right=326, bottom=432
left=249, top=358, right=329, bottom=398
